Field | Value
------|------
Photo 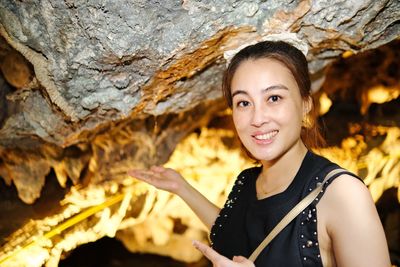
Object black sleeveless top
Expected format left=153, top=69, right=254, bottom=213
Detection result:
left=210, top=151, right=360, bottom=266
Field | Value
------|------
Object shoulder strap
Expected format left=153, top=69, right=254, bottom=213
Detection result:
left=248, top=168, right=346, bottom=262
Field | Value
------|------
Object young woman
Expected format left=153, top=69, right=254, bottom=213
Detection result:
left=128, top=41, right=390, bottom=266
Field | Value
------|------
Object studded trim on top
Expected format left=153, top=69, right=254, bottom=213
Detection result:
left=298, top=169, right=354, bottom=266
left=298, top=173, right=323, bottom=266
left=209, top=160, right=359, bottom=266
left=210, top=170, right=250, bottom=247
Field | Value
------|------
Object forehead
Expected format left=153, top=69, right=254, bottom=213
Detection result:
left=231, top=58, right=297, bottom=90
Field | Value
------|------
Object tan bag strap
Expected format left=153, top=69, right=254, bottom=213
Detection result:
left=248, top=168, right=346, bottom=262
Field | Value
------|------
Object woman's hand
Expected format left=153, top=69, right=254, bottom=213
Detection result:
left=127, top=166, right=187, bottom=195
left=128, top=166, right=221, bottom=230
left=193, top=240, right=255, bottom=267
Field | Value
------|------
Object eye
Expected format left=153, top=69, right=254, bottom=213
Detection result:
left=236, top=100, right=251, bottom=108
left=268, top=95, right=281, bottom=103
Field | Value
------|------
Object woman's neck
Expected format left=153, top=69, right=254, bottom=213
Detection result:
left=257, top=142, right=308, bottom=198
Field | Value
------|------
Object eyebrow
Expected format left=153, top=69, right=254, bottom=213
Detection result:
left=231, top=84, right=289, bottom=98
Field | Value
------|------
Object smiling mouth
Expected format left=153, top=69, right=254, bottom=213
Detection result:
left=253, top=130, right=278, bottom=140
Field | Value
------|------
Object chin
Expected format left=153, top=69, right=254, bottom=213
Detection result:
left=248, top=143, right=293, bottom=162
left=248, top=149, right=277, bottom=162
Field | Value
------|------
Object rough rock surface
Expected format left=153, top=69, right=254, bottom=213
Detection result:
left=0, top=0, right=399, bottom=266
left=0, top=0, right=399, bottom=203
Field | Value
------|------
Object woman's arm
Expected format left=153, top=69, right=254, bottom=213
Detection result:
left=322, top=174, right=391, bottom=267
left=128, top=166, right=220, bottom=230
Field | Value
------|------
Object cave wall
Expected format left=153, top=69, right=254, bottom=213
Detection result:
left=0, top=0, right=399, bottom=266
left=0, top=0, right=399, bottom=203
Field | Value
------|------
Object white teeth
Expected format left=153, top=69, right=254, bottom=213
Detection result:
left=254, top=131, right=278, bottom=140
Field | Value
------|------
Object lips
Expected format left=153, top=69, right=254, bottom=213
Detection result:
left=252, top=130, right=278, bottom=142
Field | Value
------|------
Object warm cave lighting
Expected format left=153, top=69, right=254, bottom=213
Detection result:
left=362, top=84, right=400, bottom=114
left=342, top=50, right=354, bottom=58
left=319, top=126, right=400, bottom=202
left=367, top=85, right=400, bottom=104
left=166, top=125, right=400, bottom=206
left=318, top=92, right=332, bottom=116
left=168, top=126, right=400, bottom=203
left=0, top=126, right=398, bottom=266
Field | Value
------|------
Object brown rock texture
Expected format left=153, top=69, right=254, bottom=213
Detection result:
left=0, top=0, right=399, bottom=266
left=0, top=0, right=399, bottom=203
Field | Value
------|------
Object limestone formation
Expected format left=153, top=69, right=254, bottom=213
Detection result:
left=0, top=0, right=399, bottom=266
left=0, top=0, right=399, bottom=203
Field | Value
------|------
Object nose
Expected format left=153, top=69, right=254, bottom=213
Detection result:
left=250, top=105, right=269, bottom=127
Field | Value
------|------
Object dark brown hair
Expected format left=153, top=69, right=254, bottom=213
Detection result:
left=222, top=41, right=325, bottom=154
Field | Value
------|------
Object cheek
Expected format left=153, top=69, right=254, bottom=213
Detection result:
left=232, top=111, right=247, bottom=131
left=265, top=106, right=301, bottom=131
left=232, top=115, right=240, bottom=131
left=288, top=109, right=304, bottom=131
left=281, top=100, right=303, bottom=121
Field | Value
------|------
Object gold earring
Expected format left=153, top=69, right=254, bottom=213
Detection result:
left=302, top=115, right=312, bottom=128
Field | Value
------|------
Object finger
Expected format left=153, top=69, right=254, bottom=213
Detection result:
left=127, top=170, right=158, bottom=182
left=128, top=169, right=175, bottom=190
left=127, top=169, right=143, bottom=178
left=150, top=165, right=165, bottom=173
left=233, top=256, right=241, bottom=262
left=127, top=169, right=149, bottom=179
left=192, top=240, right=222, bottom=263
left=233, top=256, right=254, bottom=266
left=233, top=256, right=246, bottom=262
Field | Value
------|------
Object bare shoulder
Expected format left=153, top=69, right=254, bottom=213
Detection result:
left=323, top=173, right=372, bottom=205
left=320, top=173, right=376, bottom=223
left=318, top=173, right=391, bottom=266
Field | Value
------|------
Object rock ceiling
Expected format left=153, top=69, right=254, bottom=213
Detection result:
left=0, top=0, right=398, bottom=203
left=0, top=0, right=399, bottom=266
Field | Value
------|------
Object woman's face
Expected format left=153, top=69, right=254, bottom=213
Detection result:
left=231, top=58, right=309, bottom=162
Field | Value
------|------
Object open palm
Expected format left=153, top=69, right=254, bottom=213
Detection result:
left=127, top=166, right=186, bottom=194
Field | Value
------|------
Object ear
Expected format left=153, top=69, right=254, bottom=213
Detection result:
left=302, top=96, right=312, bottom=116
